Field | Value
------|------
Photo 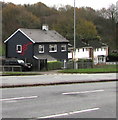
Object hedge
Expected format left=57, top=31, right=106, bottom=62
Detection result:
left=47, top=61, right=62, bottom=70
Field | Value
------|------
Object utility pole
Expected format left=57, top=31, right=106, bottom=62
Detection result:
left=74, top=0, right=76, bottom=69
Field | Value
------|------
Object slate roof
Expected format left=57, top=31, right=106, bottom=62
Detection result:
left=34, top=54, right=57, bottom=61
left=20, top=28, right=69, bottom=43
left=68, top=38, right=107, bottom=50
left=87, top=39, right=108, bottom=48
left=76, top=40, right=91, bottom=48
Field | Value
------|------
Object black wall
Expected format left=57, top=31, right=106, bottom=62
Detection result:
left=34, top=43, right=68, bottom=61
left=6, top=31, right=34, bottom=60
left=5, top=31, right=68, bottom=71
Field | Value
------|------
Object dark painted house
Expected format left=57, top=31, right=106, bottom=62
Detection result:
left=4, top=26, right=69, bottom=70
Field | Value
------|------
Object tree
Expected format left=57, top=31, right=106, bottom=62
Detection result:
left=98, top=4, right=117, bottom=23
left=2, top=3, right=41, bottom=41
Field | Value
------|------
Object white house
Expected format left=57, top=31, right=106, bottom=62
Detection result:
left=68, top=39, right=108, bottom=64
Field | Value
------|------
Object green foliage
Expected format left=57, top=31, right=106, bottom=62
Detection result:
left=0, top=44, right=5, bottom=56
left=0, top=45, right=2, bottom=56
left=78, top=59, right=93, bottom=62
left=2, top=2, right=116, bottom=51
left=2, top=3, right=41, bottom=40
left=47, top=61, right=62, bottom=70
left=109, top=52, right=118, bottom=57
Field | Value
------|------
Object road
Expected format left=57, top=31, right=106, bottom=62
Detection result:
left=1, top=81, right=116, bottom=119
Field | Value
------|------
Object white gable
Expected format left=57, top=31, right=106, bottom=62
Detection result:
left=4, top=29, right=35, bottom=43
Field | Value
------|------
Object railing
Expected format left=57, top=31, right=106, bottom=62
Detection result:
left=106, top=62, right=118, bottom=65
left=0, top=65, right=22, bottom=72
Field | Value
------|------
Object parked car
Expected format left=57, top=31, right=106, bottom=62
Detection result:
left=4, top=58, right=32, bottom=71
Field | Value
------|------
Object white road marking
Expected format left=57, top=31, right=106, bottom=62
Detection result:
left=69, top=108, right=99, bottom=114
left=5, top=100, right=17, bottom=103
left=39, top=113, right=69, bottom=118
left=39, top=107, right=100, bottom=118
left=0, top=96, right=38, bottom=102
left=62, top=89, right=104, bottom=95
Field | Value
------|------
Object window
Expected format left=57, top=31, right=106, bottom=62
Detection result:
left=61, top=44, right=66, bottom=52
left=16, top=45, right=22, bottom=53
left=96, top=48, right=99, bottom=51
left=86, top=48, right=89, bottom=51
left=104, top=48, right=106, bottom=51
left=49, top=44, right=57, bottom=52
left=83, top=48, right=85, bottom=52
left=39, top=45, right=44, bottom=53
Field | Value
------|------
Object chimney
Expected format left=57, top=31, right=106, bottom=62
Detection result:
left=42, top=24, right=49, bottom=31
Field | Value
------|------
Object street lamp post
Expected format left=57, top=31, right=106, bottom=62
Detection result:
left=74, top=0, right=76, bottom=69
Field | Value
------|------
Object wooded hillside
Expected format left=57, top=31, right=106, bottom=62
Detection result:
left=2, top=2, right=117, bottom=52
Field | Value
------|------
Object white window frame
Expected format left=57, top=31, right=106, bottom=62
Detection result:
left=39, top=45, right=44, bottom=53
left=16, top=45, right=22, bottom=53
left=49, top=44, right=57, bottom=52
left=61, top=44, right=66, bottom=52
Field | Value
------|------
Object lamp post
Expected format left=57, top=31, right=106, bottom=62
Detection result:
left=74, top=0, right=76, bottom=69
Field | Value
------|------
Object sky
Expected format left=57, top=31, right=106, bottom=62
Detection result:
left=3, top=0, right=118, bottom=10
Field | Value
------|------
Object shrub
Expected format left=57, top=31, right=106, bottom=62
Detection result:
left=47, top=61, right=62, bottom=70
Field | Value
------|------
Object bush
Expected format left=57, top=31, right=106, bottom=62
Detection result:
left=78, top=59, right=93, bottom=62
left=107, top=53, right=118, bottom=62
left=47, top=61, right=62, bottom=70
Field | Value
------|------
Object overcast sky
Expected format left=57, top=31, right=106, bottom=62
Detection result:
left=3, top=0, right=118, bottom=10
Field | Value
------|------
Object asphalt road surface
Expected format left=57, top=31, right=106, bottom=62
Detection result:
left=1, top=81, right=116, bottom=119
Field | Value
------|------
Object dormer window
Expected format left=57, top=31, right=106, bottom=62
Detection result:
left=39, top=45, right=44, bottom=53
left=16, top=45, right=22, bottom=53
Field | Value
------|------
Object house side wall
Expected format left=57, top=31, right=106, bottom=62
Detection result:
left=34, top=43, right=68, bottom=61
left=76, top=48, right=90, bottom=59
left=93, top=47, right=108, bottom=57
left=93, top=47, right=108, bottom=64
left=68, top=48, right=90, bottom=60
left=68, top=46, right=108, bottom=63
left=6, top=31, right=33, bottom=60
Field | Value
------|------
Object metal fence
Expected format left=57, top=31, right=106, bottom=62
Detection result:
left=106, top=62, right=118, bottom=65
left=66, top=61, right=93, bottom=69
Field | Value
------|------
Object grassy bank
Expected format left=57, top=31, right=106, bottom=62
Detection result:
left=2, top=72, right=41, bottom=76
left=60, top=65, right=118, bottom=73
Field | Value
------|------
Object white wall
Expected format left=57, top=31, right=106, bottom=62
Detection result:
left=76, top=48, right=90, bottom=59
left=93, top=47, right=108, bottom=58
left=93, top=47, right=108, bottom=64
left=68, top=47, right=108, bottom=63
left=68, top=48, right=90, bottom=59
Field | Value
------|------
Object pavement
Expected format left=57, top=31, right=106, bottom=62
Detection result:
left=0, top=70, right=117, bottom=88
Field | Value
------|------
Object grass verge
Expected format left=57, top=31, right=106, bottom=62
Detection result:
left=60, top=65, right=118, bottom=74
left=2, top=72, right=41, bottom=76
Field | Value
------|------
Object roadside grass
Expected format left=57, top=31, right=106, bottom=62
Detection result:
left=60, top=65, right=118, bottom=73
left=2, top=72, right=41, bottom=76
left=1, top=65, right=118, bottom=75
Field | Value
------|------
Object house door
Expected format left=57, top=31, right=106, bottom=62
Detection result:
left=89, top=48, right=93, bottom=59
left=40, top=59, right=47, bottom=70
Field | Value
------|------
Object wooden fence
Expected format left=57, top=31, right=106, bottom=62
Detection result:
left=0, top=65, right=22, bottom=72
